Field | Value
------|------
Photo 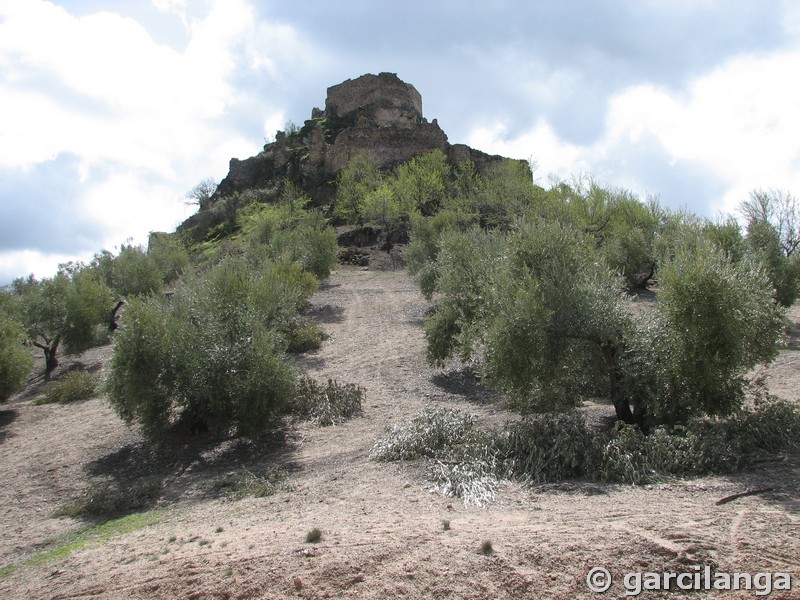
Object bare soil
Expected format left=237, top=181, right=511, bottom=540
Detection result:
left=1, top=267, right=799, bottom=599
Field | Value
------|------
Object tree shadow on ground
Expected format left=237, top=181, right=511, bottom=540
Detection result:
left=784, top=316, right=800, bottom=350
left=720, top=454, right=800, bottom=516
left=77, top=419, right=301, bottom=522
left=0, top=408, right=17, bottom=444
left=430, top=367, right=502, bottom=406
left=303, top=303, right=346, bottom=324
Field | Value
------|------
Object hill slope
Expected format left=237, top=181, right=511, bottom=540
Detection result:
left=1, top=267, right=799, bottom=599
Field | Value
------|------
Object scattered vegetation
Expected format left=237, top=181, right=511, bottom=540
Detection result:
left=305, top=527, right=322, bottom=543
left=209, top=466, right=288, bottom=500
left=53, top=479, right=162, bottom=519
left=0, top=511, right=163, bottom=580
left=105, top=257, right=300, bottom=440
left=13, top=266, right=113, bottom=379
left=372, top=397, right=800, bottom=505
left=293, top=377, right=365, bottom=426
left=0, top=312, right=33, bottom=400
left=34, top=370, right=97, bottom=405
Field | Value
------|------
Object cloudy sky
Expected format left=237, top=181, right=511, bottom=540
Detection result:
left=2, top=0, right=799, bottom=283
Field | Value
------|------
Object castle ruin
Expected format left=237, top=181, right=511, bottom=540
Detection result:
left=212, top=73, right=512, bottom=202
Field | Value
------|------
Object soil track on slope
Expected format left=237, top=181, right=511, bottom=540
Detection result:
left=1, top=268, right=799, bottom=599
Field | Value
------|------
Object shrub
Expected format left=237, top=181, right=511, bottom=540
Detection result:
left=147, top=233, right=189, bottom=284
left=0, top=315, right=33, bottom=401
left=109, top=245, right=163, bottom=298
left=370, top=408, right=479, bottom=461
left=745, top=220, right=799, bottom=307
left=406, top=210, right=474, bottom=299
left=14, top=267, right=113, bottom=379
left=421, top=214, right=784, bottom=427
left=335, top=151, right=382, bottom=225
left=305, top=528, right=322, bottom=543
left=36, top=371, right=97, bottom=405
left=105, top=258, right=297, bottom=440
left=286, top=318, right=327, bottom=353
left=423, top=227, right=505, bottom=366
left=242, top=205, right=338, bottom=280
left=640, top=244, right=785, bottom=424
left=293, top=377, right=364, bottom=426
left=499, top=413, right=599, bottom=482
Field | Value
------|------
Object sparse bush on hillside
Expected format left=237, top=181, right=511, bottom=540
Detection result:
left=631, top=243, right=785, bottom=425
left=704, top=216, right=745, bottom=262
left=0, top=314, right=33, bottom=400
left=286, top=317, right=327, bottom=353
left=423, top=227, right=505, bottom=367
left=103, top=244, right=163, bottom=298
left=241, top=204, right=338, bottom=280
left=406, top=210, right=476, bottom=298
left=35, top=370, right=97, bottom=405
left=745, top=219, right=800, bottom=307
left=147, top=233, right=190, bottom=284
left=420, top=214, right=784, bottom=427
left=334, top=151, right=382, bottom=226
left=293, top=377, right=364, bottom=426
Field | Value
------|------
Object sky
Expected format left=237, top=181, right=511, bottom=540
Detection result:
left=2, top=0, right=800, bottom=283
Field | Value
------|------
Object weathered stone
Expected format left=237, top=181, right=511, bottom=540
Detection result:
left=208, top=72, right=525, bottom=210
left=325, top=73, right=422, bottom=129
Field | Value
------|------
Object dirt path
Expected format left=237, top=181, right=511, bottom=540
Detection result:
left=1, top=268, right=799, bottom=599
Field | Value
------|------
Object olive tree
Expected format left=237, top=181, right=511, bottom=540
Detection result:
left=0, top=312, right=33, bottom=400
left=105, top=257, right=310, bottom=440
left=624, top=244, right=785, bottom=424
left=14, top=268, right=113, bottom=379
left=423, top=220, right=785, bottom=427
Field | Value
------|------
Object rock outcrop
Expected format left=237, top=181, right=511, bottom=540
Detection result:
left=213, top=73, right=512, bottom=203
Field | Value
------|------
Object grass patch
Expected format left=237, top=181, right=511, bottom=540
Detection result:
left=480, top=540, right=493, bottom=555
left=0, top=511, right=163, bottom=581
left=293, top=377, right=364, bottom=426
left=34, top=371, right=97, bottom=405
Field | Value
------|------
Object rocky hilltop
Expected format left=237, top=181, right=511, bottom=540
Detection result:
left=215, top=72, right=508, bottom=200
left=179, top=73, right=515, bottom=239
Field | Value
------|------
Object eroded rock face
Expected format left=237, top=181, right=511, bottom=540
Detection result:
left=211, top=72, right=512, bottom=205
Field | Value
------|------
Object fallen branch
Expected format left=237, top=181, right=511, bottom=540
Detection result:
left=715, top=487, right=774, bottom=506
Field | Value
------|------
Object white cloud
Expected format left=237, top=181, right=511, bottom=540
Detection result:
left=0, top=249, right=83, bottom=285
left=0, top=0, right=311, bottom=281
left=470, top=47, right=800, bottom=217
left=468, top=119, right=588, bottom=185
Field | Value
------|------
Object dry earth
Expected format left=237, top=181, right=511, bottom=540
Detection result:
left=1, top=267, right=799, bottom=599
